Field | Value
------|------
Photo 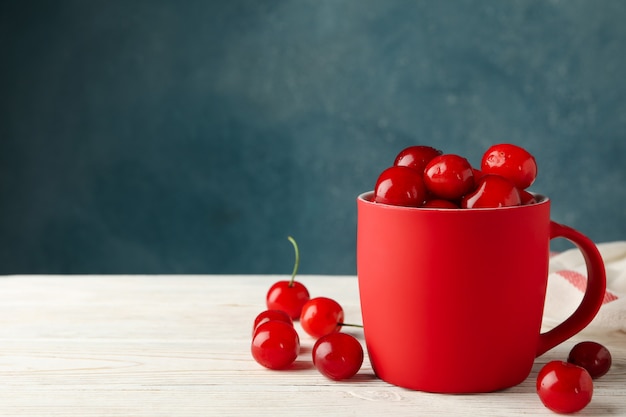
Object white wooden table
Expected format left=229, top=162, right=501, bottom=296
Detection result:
left=0, top=275, right=624, bottom=416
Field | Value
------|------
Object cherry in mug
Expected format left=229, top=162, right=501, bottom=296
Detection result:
left=375, top=143, right=538, bottom=209
left=356, top=191, right=606, bottom=393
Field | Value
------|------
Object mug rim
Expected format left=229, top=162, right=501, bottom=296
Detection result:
left=357, top=190, right=549, bottom=211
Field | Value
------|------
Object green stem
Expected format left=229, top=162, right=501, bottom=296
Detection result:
left=287, top=236, right=300, bottom=287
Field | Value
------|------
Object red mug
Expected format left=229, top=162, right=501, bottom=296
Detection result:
left=356, top=191, right=606, bottom=393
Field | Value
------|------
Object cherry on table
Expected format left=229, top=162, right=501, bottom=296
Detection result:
left=536, top=360, right=593, bottom=414
left=313, top=332, right=364, bottom=381
left=567, top=341, right=612, bottom=379
left=373, top=166, right=427, bottom=207
left=251, top=320, right=300, bottom=370
left=266, top=236, right=310, bottom=320
left=253, top=309, right=293, bottom=336
left=300, top=297, right=344, bottom=339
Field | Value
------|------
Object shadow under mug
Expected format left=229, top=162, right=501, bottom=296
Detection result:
left=356, top=191, right=606, bottom=393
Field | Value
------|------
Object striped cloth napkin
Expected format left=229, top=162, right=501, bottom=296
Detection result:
left=544, top=241, right=626, bottom=333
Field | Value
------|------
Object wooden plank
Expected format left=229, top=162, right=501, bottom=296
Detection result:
left=0, top=275, right=624, bottom=416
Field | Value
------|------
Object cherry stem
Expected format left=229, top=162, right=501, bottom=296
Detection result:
left=287, top=236, right=300, bottom=288
left=338, top=323, right=364, bottom=329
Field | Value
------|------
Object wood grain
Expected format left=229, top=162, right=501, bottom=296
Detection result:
left=0, top=275, right=624, bottom=416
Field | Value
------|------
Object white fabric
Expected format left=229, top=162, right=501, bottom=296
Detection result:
left=544, top=241, right=626, bottom=333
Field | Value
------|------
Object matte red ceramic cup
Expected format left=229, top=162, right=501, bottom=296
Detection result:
left=357, top=191, right=606, bottom=393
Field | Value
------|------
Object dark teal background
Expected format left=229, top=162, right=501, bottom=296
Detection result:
left=1, top=1, right=625, bottom=274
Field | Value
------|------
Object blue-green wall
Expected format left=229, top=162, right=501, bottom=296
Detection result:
left=1, top=0, right=625, bottom=274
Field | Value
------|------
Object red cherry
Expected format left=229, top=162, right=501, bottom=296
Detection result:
left=519, top=189, right=538, bottom=205
left=300, top=297, right=344, bottom=339
left=461, top=175, right=521, bottom=208
left=266, top=236, right=310, bottom=319
left=481, top=143, right=537, bottom=189
left=536, top=360, right=593, bottom=414
left=251, top=320, right=300, bottom=370
left=472, top=167, right=485, bottom=182
left=266, top=281, right=310, bottom=320
left=253, top=310, right=293, bottom=336
left=313, top=332, right=364, bottom=381
left=567, top=341, right=612, bottom=379
left=374, top=166, right=427, bottom=207
left=393, top=145, right=443, bottom=173
left=423, top=154, right=475, bottom=200
left=421, top=199, right=459, bottom=209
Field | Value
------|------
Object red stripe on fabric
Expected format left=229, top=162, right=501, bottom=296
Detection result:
left=555, top=270, right=619, bottom=304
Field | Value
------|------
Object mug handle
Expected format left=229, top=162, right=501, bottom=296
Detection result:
left=536, top=221, right=607, bottom=356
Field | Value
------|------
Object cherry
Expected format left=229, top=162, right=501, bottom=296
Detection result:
left=423, top=154, right=475, bottom=200
left=567, top=341, right=612, bottom=379
left=481, top=143, right=537, bottom=189
left=472, top=167, right=485, bottom=182
left=536, top=360, right=593, bottom=414
left=312, top=332, right=364, bottom=381
left=393, top=145, right=442, bottom=173
left=519, top=189, right=538, bottom=205
left=373, top=166, right=427, bottom=207
left=300, top=297, right=344, bottom=339
left=266, top=236, right=310, bottom=319
left=461, top=175, right=521, bottom=208
left=421, top=199, right=459, bottom=209
left=251, top=320, right=300, bottom=370
left=253, top=310, right=293, bottom=336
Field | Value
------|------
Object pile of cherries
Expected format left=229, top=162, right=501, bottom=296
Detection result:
left=538, top=341, right=612, bottom=413
left=374, top=143, right=538, bottom=208
left=251, top=237, right=364, bottom=380
left=249, top=144, right=614, bottom=414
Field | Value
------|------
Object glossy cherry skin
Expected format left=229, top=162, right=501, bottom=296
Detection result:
left=472, top=167, right=484, bottom=182
left=536, top=361, right=593, bottom=414
left=251, top=320, right=300, bottom=370
left=461, top=175, right=521, bottom=208
left=374, top=166, right=427, bottom=207
left=266, top=280, right=310, bottom=320
left=481, top=143, right=537, bottom=189
left=394, top=145, right=442, bottom=173
left=423, top=154, right=475, bottom=200
left=567, top=341, right=612, bottom=379
left=300, top=297, right=344, bottom=339
left=519, top=189, right=538, bottom=205
left=253, top=310, right=293, bottom=336
left=313, top=332, right=364, bottom=381
left=421, top=199, right=459, bottom=209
